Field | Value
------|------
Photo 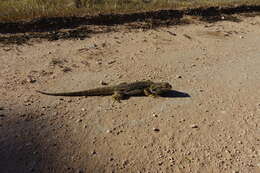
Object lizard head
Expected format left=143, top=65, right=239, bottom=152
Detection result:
left=149, top=82, right=172, bottom=95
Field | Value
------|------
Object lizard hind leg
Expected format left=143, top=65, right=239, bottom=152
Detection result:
left=112, top=91, right=124, bottom=103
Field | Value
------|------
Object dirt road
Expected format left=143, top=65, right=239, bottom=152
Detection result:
left=0, top=14, right=259, bottom=173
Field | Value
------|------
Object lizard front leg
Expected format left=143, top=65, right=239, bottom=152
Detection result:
left=144, top=88, right=158, bottom=98
left=112, top=91, right=125, bottom=103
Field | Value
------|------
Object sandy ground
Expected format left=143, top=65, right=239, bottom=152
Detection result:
left=0, top=14, right=260, bottom=173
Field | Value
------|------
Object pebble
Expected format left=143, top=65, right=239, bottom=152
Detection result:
left=109, top=157, right=114, bottom=161
left=176, top=75, right=182, bottom=79
left=106, top=130, right=111, bottom=133
left=152, top=113, right=158, bottom=117
left=26, top=76, right=36, bottom=83
left=76, top=119, right=82, bottom=123
left=91, top=150, right=96, bottom=155
left=153, top=128, right=160, bottom=132
left=81, top=108, right=86, bottom=111
left=190, top=124, right=198, bottom=128
left=122, top=160, right=129, bottom=166
left=237, top=141, right=242, bottom=144
left=100, top=81, right=108, bottom=85
left=107, top=60, right=116, bottom=64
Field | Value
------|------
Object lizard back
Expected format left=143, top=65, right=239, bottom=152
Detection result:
left=36, top=80, right=154, bottom=97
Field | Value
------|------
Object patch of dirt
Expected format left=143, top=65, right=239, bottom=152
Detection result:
left=0, top=12, right=260, bottom=173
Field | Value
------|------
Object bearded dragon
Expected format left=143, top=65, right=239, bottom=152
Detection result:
left=36, top=80, right=172, bottom=102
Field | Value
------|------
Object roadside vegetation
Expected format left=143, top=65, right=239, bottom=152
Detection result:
left=1, top=0, right=260, bottom=22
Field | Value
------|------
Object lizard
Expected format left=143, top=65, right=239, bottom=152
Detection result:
left=36, top=80, right=172, bottom=102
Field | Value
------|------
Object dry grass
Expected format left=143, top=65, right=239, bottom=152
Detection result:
left=1, top=0, right=260, bottom=22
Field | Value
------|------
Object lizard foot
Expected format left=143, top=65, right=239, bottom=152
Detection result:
left=144, top=88, right=158, bottom=98
left=112, top=91, right=124, bottom=103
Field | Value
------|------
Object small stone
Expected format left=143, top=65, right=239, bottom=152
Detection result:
left=26, top=76, right=36, bottom=83
left=76, top=119, right=82, bottom=123
left=153, top=128, right=160, bottom=132
left=237, top=141, right=242, bottom=144
left=158, top=161, right=163, bottom=166
left=167, top=31, right=177, bottom=36
left=107, top=60, right=116, bottom=64
left=100, top=81, right=108, bottom=85
left=91, top=150, right=96, bottom=155
left=190, top=124, right=198, bottom=128
left=109, top=157, right=114, bottom=161
left=221, top=16, right=225, bottom=20
left=122, top=160, right=129, bottom=166
left=239, top=36, right=244, bottom=39
left=176, top=75, right=182, bottom=79
left=152, top=113, right=158, bottom=117
left=81, top=108, right=85, bottom=111
left=106, top=130, right=111, bottom=133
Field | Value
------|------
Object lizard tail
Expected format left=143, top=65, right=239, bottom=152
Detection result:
left=36, top=90, right=90, bottom=96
